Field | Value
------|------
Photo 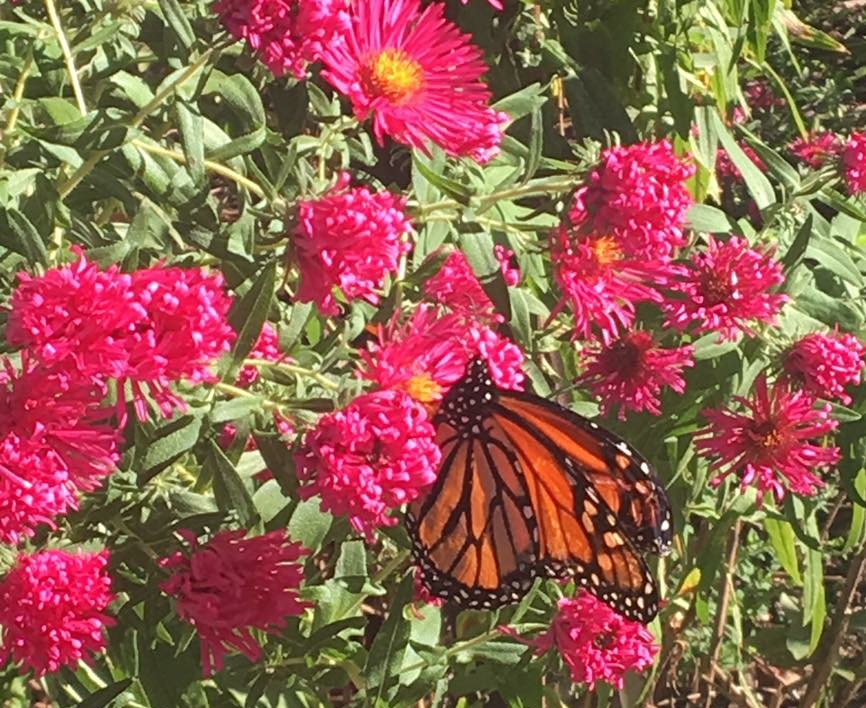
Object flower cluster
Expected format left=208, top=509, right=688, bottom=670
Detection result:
left=789, top=131, right=843, bottom=168
left=844, top=132, right=866, bottom=194
left=783, top=330, right=866, bottom=405
left=160, top=530, right=308, bottom=675
left=8, top=253, right=236, bottom=420
left=295, top=389, right=441, bottom=538
left=533, top=593, right=658, bottom=690
left=0, top=550, right=115, bottom=676
left=294, top=174, right=413, bottom=316
left=0, top=361, right=120, bottom=544
left=214, top=0, right=348, bottom=78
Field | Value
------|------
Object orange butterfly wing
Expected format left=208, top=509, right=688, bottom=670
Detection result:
left=406, top=360, right=670, bottom=622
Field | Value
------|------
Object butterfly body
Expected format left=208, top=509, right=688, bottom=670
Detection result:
left=406, top=359, right=672, bottom=623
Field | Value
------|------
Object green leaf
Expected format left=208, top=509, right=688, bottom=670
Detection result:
left=805, top=238, right=865, bottom=287
left=138, top=415, right=203, bottom=482
left=492, top=83, right=546, bottom=121
left=0, top=209, right=48, bottom=264
left=412, top=154, right=472, bottom=205
left=365, top=573, right=414, bottom=705
left=687, top=204, right=733, bottom=233
left=209, top=439, right=259, bottom=526
left=803, top=544, right=826, bottom=654
left=764, top=518, right=802, bottom=585
left=459, top=233, right=511, bottom=322
left=176, top=101, right=205, bottom=185
left=288, top=497, right=332, bottom=552
left=224, top=261, right=277, bottom=381
left=157, top=0, right=196, bottom=49
left=782, top=215, right=813, bottom=272
left=712, top=111, right=775, bottom=209
left=76, top=679, right=133, bottom=708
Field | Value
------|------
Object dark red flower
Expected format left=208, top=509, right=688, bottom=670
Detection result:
left=160, top=529, right=308, bottom=676
left=579, top=332, right=694, bottom=419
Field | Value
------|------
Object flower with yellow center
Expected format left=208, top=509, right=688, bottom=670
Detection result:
left=361, top=49, right=425, bottom=105
left=403, top=372, right=442, bottom=404
left=591, top=235, right=623, bottom=266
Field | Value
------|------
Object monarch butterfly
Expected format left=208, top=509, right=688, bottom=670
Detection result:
left=406, top=358, right=672, bottom=623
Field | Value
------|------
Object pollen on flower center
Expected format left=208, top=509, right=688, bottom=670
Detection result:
left=753, top=421, right=782, bottom=449
left=362, top=49, right=424, bottom=104
left=591, top=236, right=623, bottom=266
left=700, top=270, right=734, bottom=305
left=403, top=372, right=442, bottom=403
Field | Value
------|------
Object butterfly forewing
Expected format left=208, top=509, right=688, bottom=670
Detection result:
left=406, top=359, right=668, bottom=623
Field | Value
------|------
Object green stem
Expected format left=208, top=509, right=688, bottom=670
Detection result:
left=57, top=41, right=228, bottom=199
left=4, top=47, right=37, bottom=135
left=243, top=359, right=340, bottom=391
left=415, top=177, right=575, bottom=220
left=44, top=0, right=87, bottom=115
left=131, top=138, right=277, bottom=205
left=399, top=627, right=505, bottom=676
left=214, top=381, right=286, bottom=412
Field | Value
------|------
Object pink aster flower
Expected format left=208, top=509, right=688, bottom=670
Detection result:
left=423, top=250, right=500, bottom=324
left=293, top=174, right=412, bottom=316
left=0, top=550, right=114, bottom=676
left=8, top=253, right=235, bottom=421
left=0, top=360, right=120, bottom=545
left=550, top=226, right=674, bottom=343
left=160, top=529, right=308, bottom=676
left=571, top=140, right=694, bottom=259
left=744, top=80, right=783, bottom=112
left=716, top=144, right=766, bottom=184
left=843, top=132, right=866, bottom=194
left=663, top=236, right=787, bottom=341
left=579, top=332, right=694, bottom=420
left=789, top=131, right=843, bottom=169
left=295, top=389, right=441, bottom=539
left=236, top=322, right=283, bottom=387
left=782, top=330, right=866, bottom=405
left=494, top=245, right=520, bottom=286
left=319, top=0, right=507, bottom=163
left=696, top=376, right=840, bottom=503
left=359, top=305, right=524, bottom=402
left=214, top=0, right=348, bottom=79
left=533, top=593, right=657, bottom=690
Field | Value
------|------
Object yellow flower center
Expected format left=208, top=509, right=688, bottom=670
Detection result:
left=591, top=236, right=623, bottom=266
left=403, top=373, right=442, bottom=404
left=362, top=49, right=424, bottom=105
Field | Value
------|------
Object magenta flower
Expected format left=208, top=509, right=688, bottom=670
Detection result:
left=843, top=132, right=866, bottom=194
left=319, top=0, right=507, bottom=162
left=295, top=389, right=441, bottom=538
left=550, top=227, right=674, bottom=343
left=570, top=140, right=694, bottom=259
left=423, top=250, right=500, bottom=324
left=8, top=253, right=236, bottom=420
left=213, top=0, right=349, bottom=78
left=236, top=322, right=284, bottom=387
left=359, top=306, right=524, bottom=402
left=696, top=376, right=840, bottom=503
left=579, top=332, right=694, bottom=420
left=744, top=80, right=783, bottom=112
left=782, top=330, right=866, bottom=405
left=663, top=236, right=787, bottom=341
left=0, top=360, right=120, bottom=545
left=716, top=144, right=766, bottom=185
left=293, top=174, right=413, bottom=316
left=0, top=549, right=115, bottom=676
left=160, top=529, right=308, bottom=676
left=534, top=593, right=657, bottom=690
left=494, top=245, right=520, bottom=286
left=789, top=131, right=843, bottom=169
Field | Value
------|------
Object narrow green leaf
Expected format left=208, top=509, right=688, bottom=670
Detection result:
left=224, top=261, right=277, bottom=381
left=459, top=234, right=511, bottom=322
left=412, top=155, right=472, bottom=204
left=782, top=215, right=813, bottom=272
left=288, top=497, right=332, bottom=551
left=764, top=518, right=802, bottom=585
left=365, top=573, right=414, bottom=704
left=712, top=111, right=775, bottom=209
left=0, top=209, right=48, bottom=265
left=138, top=415, right=203, bottom=482
left=76, top=679, right=133, bottom=708
left=492, top=83, right=546, bottom=121
left=176, top=101, right=205, bottom=185
left=209, top=439, right=259, bottom=526
left=157, top=0, right=195, bottom=49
